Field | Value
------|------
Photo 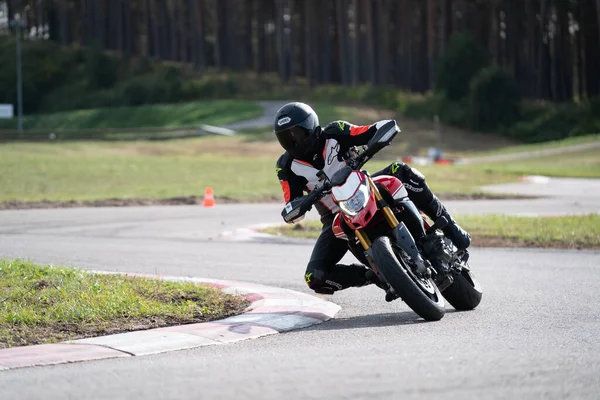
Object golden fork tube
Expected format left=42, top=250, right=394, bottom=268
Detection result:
left=367, top=177, right=401, bottom=229
left=355, top=229, right=372, bottom=250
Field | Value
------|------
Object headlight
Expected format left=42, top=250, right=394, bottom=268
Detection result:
left=339, top=182, right=369, bottom=216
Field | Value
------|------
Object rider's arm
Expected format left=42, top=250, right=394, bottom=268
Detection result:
left=322, top=119, right=397, bottom=146
left=276, top=153, right=305, bottom=203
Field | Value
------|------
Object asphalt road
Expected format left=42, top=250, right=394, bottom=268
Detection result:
left=1, top=178, right=599, bottom=400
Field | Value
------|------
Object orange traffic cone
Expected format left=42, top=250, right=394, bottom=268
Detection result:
left=203, top=187, right=216, bottom=208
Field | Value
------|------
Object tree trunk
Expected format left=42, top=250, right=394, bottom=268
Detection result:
left=198, top=0, right=206, bottom=72
left=170, top=1, right=179, bottom=61
left=36, top=0, right=44, bottom=39
left=376, top=0, right=390, bottom=85
left=538, top=0, right=547, bottom=98
left=596, top=0, right=600, bottom=56
left=142, top=0, right=151, bottom=57
left=58, top=0, right=69, bottom=44
left=439, top=0, right=448, bottom=56
left=119, top=1, right=134, bottom=56
left=161, top=0, right=170, bottom=59
left=256, top=0, right=266, bottom=73
left=427, top=0, right=436, bottom=89
left=213, top=0, right=226, bottom=70
left=115, top=0, right=123, bottom=52
left=148, top=0, right=161, bottom=58
left=275, top=0, right=288, bottom=82
left=335, top=0, right=349, bottom=85
left=96, top=0, right=106, bottom=48
left=556, top=3, right=571, bottom=101
left=178, top=1, right=187, bottom=62
left=243, top=0, right=254, bottom=71
left=188, top=0, right=198, bottom=68
left=304, top=0, right=314, bottom=85
left=350, top=0, right=359, bottom=86
left=549, top=4, right=559, bottom=101
left=419, top=1, right=429, bottom=91
left=364, top=0, right=377, bottom=85
left=525, top=0, right=536, bottom=97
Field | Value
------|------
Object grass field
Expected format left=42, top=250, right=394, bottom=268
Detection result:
left=0, top=260, right=249, bottom=348
left=1, top=135, right=598, bottom=204
left=262, top=214, right=600, bottom=249
left=471, top=134, right=599, bottom=156
left=474, top=147, right=600, bottom=178
left=0, top=100, right=262, bottom=130
left=0, top=137, right=515, bottom=203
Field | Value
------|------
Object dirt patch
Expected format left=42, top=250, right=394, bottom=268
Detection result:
left=0, top=193, right=533, bottom=210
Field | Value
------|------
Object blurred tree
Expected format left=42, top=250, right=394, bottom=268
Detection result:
left=2, top=0, right=599, bottom=99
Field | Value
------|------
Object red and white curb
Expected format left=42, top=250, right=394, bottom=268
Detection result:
left=0, top=275, right=340, bottom=371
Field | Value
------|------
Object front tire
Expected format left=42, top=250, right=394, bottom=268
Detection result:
left=371, top=236, right=445, bottom=321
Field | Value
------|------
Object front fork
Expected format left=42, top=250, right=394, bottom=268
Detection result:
left=355, top=176, right=428, bottom=274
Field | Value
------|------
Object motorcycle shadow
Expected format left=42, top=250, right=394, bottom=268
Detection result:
left=301, top=309, right=457, bottom=332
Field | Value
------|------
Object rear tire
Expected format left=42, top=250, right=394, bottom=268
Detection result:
left=442, top=267, right=483, bottom=311
left=371, top=236, right=445, bottom=321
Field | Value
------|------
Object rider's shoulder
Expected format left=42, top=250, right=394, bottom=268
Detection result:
left=276, top=152, right=294, bottom=169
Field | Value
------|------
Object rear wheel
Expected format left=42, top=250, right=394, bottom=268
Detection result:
left=442, top=266, right=483, bottom=310
left=371, top=236, right=445, bottom=321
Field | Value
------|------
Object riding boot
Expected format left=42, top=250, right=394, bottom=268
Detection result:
left=364, top=269, right=387, bottom=290
left=422, top=196, right=471, bottom=250
left=366, top=269, right=401, bottom=302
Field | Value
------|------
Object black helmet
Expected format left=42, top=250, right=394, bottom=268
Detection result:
left=273, top=102, right=319, bottom=160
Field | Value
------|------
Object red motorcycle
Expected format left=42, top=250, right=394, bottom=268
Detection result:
left=283, top=122, right=482, bottom=321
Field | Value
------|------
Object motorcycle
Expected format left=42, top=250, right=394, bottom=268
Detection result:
left=282, top=121, right=483, bottom=321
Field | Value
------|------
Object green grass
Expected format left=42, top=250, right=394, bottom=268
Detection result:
left=262, top=214, right=600, bottom=249
left=0, top=139, right=278, bottom=202
left=0, top=138, right=518, bottom=203
left=476, top=147, right=600, bottom=178
left=0, top=260, right=249, bottom=348
left=0, top=100, right=262, bottom=130
left=1, top=137, right=598, bottom=204
left=471, top=134, right=600, bottom=156
left=459, top=214, right=600, bottom=248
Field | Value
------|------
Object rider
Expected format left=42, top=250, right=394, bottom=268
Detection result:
left=274, top=102, right=471, bottom=297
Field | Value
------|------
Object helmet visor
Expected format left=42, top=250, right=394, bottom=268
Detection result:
left=275, top=126, right=310, bottom=158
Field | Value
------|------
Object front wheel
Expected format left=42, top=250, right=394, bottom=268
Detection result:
left=371, top=236, right=445, bottom=321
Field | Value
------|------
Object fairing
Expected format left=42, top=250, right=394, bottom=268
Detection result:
left=372, top=175, right=408, bottom=199
left=331, top=172, right=411, bottom=231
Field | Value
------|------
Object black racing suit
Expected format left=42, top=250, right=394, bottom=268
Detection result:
left=275, top=120, right=466, bottom=295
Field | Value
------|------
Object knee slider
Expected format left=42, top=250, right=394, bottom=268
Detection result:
left=304, top=270, right=336, bottom=294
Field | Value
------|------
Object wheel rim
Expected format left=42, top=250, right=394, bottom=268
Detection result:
left=406, top=267, right=437, bottom=296
left=394, top=249, right=439, bottom=298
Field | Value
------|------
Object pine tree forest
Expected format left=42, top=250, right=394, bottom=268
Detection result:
left=2, top=0, right=600, bottom=102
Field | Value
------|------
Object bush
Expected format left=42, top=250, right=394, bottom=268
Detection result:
left=118, top=68, right=183, bottom=106
left=469, top=67, right=521, bottom=131
left=508, top=98, right=600, bottom=142
left=435, top=34, right=489, bottom=100
left=85, top=42, right=118, bottom=90
left=181, top=76, right=239, bottom=99
left=0, top=37, right=82, bottom=113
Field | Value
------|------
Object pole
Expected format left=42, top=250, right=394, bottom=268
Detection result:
left=16, top=21, right=23, bottom=134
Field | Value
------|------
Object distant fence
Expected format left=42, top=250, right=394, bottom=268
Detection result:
left=0, top=125, right=237, bottom=142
